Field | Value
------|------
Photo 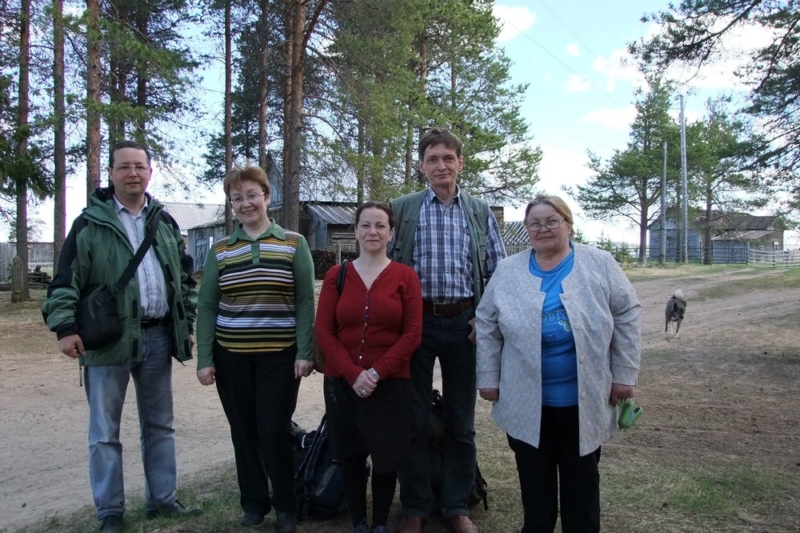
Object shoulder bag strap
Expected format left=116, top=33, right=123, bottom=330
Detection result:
left=113, top=215, right=160, bottom=293
left=336, top=259, right=349, bottom=295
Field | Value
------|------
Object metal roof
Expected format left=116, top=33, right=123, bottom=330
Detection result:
left=161, top=202, right=225, bottom=233
left=306, top=203, right=358, bottom=225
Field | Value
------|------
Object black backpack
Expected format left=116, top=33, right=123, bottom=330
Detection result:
left=429, top=389, right=489, bottom=512
left=293, top=415, right=347, bottom=520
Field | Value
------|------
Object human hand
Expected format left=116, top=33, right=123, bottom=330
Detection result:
left=197, top=367, right=216, bottom=386
left=189, top=334, right=196, bottom=350
left=609, top=383, right=634, bottom=406
left=352, top=370, right=377, bottom=399
left=59, top=334, right=85, bottom=359
left=468, top=318, right=476, bottom=345
left=479, top=388, right=499, bottom=401
left=295, top=360, right=315, bottom=379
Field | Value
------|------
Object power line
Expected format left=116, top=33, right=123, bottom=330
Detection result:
left=535, top=0, right=600, bottom=59
left=497, top=15, right=622, bottom=106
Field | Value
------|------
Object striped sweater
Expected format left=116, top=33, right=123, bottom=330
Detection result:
left=196, top=221, right=315, bottom=369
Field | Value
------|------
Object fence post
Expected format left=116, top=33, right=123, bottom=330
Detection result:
left=336, top=241, right=342, bottom=265
left=11, top=256, right=24, bottom=303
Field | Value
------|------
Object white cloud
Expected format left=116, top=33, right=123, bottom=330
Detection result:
left=493, top=5, right=536, bottom=43
left=566, top=43, right=580, bottom=57
left=591, top=49, right=643, bottom=93
left=582, top=105, right=637, bottom=131
left=566, top=75, right=592, bottom=93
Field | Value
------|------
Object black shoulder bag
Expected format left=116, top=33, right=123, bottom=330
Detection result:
left=76, top=217, right=159, bottom=350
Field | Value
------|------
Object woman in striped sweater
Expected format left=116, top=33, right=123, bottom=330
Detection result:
left=196, top=166, right=316, bottom=532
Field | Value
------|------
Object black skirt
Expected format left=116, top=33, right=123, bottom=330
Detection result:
left=324, top=376, right=412, bottom=473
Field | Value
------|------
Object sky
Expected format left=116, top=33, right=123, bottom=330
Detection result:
left=13, top=0, right=793, bottom=248
left=490, top=0, right=776, bottom=244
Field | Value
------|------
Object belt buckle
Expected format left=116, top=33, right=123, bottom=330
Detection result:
left=431, top=298, right=448, bottom=317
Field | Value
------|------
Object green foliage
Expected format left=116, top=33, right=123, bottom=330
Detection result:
left=633, top=1, right=800, bottom=209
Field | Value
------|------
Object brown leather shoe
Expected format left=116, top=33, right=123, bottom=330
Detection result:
left=398, top=515, right=423, bottom=533
left=445, top=515, right=477, bottom=533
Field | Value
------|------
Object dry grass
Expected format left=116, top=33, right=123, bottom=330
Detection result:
left=5, top=266, right=800, bottom=533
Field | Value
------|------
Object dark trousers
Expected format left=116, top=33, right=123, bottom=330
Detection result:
left=341, top=454, right=397, bottom=528
left=507, top=406, right=601, bottom=533
left=214, top=343, right=300, bottom=516
left=399, top=309, right=476, bottom=518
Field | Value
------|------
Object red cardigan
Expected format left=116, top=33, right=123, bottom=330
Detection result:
left=315, top=261, right=422, bottom=385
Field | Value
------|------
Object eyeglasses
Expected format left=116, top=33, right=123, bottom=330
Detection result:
left=113, top=165, right=150, bottom=174
left=230, top=192, right=265, bottom=206
left=525, top=218, right=566, bottom=232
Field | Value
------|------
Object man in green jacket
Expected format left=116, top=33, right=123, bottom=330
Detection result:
left=42, top=141, right=199, bottom=533
left=389, top=128, right=506, bottom=533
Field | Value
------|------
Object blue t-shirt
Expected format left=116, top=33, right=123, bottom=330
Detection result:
left=529, top=247, right=578, bottom=407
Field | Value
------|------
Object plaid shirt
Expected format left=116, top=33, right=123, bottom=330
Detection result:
left=409, top=188, right=505, bottom=301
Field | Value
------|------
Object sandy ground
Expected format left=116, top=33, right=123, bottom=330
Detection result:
left=1, top=267, right=798, bottom=531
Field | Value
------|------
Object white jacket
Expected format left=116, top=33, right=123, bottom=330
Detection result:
left=475, top=243, right=641, bottom=455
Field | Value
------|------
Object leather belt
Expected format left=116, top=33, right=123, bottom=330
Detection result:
left=422, top=298, right=474, bottom=316
left=141, top=316, right=169, bottom=328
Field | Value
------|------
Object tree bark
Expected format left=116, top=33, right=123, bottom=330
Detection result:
left=224, top=0, right=234, bottom=233
left=258, top=0, right=269, bottom=169
left=86, top=0, right=103, bottom=199
left=16, top=0, right=31, bottom=300
left=53, top=0, right=67, bottom=273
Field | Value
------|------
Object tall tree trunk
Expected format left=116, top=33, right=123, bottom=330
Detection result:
left=356, top=118, right=364, bottom=203
left=286, top=0, right=305, bottom=231
left=258, top=0, right=269, bottom=169
left=136, top=6, right=148, bottom=137
left=704, top=183, right=713, bottom=265
left=15, top=0, right=31, bottom=300
left=404, top=119, right=414, bottom=186
left=416, top=31, right=428, bottom=186
left=86, top=0, right=102, bottom=199
left=53, top=0, right=66, bottom=274
left=224, top=0, right=234, bottom=233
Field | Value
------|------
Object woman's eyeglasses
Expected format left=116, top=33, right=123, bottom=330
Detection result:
left=525, top=218, right=565, bottom=232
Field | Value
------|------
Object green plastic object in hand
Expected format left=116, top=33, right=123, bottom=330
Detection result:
left=617, top=398, right=643, bottom=429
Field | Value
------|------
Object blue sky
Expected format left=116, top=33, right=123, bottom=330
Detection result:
left=493, top=0, right=713, bottom=242
left=16, top=0, right=783, bottom=247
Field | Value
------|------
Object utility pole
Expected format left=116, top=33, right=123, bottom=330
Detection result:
left=660, top=141, right=667, bottom=266
left=679, top=94, right=689, bottom=263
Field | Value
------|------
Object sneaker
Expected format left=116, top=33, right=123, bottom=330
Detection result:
left=240, top=511, right=265, bottom=527
left=145, top=499, right=202, bottom=519
left=98, top=515, right=123, bottom=533
left=275, top=511, right=297, bottom=533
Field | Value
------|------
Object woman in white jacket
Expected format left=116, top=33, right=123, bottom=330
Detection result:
left=475, top=195, right=641, bottom=533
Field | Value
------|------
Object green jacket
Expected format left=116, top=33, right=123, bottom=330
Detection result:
left=389, top=188, right=491, bottom=304
left=42, top=187, right=198, bottom=366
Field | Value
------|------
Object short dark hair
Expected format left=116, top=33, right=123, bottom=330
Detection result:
left=223, top=165, right=271, bottom=198
left=355, top=201, right=395, bottom=230
left=418, top=127, right=463, bottom=160
left=108, top=140, right=151, bottom=168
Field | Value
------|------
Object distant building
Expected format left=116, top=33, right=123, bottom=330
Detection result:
left=648, top=210, right=784, bottom=263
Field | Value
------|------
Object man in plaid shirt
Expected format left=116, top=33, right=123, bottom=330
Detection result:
left=389, top=128, right=506, bottom=533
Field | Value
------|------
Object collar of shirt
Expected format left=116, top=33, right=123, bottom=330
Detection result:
left=228, top=219, right=285, bottom=243
left=113, top=194, right=149, bottom=217
left=424, top=185, right=462, bottom=206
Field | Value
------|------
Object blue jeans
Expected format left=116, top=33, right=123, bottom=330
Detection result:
left=84, top=325, right=177, bottom=520
left=399, top=309, right=477, bottom=518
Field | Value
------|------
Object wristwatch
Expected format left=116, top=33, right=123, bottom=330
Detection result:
left=368, top=368, right=380, bottom=381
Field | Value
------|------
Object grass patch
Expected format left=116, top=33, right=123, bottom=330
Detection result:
left=623, top=263, right=749, bottom=283
left=693, top=268, right=800, bottom=300
left=669, top=468, right=785, bottom=516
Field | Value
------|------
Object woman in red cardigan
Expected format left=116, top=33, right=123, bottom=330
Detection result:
left=315, top=201, right=423, bottom=533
